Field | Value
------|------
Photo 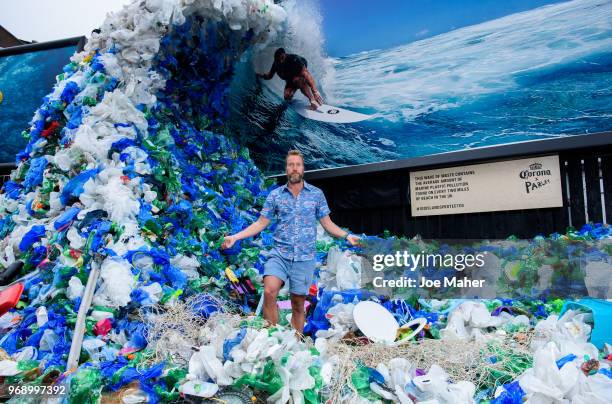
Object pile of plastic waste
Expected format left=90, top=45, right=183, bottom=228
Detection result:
left=0, top=0, right=287, bottom=401
left=0, top=0, right=610, bottom=402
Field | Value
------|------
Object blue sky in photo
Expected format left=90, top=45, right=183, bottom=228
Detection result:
left=320, top=0, right=566, bottom=56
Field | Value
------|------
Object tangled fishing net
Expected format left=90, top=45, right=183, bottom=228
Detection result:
left=141, top=293, right=241, bottom=365
left=322, top=333, right=534, bottom=402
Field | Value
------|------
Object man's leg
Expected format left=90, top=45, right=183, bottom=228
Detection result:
left=263, top=275, right=283, bottom=325
left=284, top=83, right=298, bottom=102
left=292, top=76, right=318, bottom=110
left=290, top=293, right=307, bottom=334
left=287, top=259, right=315, bottom=334
left=301, top=67, right=323, bottom=104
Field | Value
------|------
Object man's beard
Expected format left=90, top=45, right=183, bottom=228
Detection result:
left=287, top=173, right=303, bottom=184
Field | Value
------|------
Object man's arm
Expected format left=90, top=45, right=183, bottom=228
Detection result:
left=221, top=216, right=270, bottom=249
left=319, top=215, right=360, bottom=246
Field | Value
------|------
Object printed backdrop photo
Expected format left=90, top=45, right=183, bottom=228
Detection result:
left=228, top=0, right=612, bottom=174
left=0, top=45, right=78, bottom=164
left=0, top=1, right=610, bottom=174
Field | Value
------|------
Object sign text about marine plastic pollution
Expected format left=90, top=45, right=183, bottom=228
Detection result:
left=410, top=155, right=563, bottom=216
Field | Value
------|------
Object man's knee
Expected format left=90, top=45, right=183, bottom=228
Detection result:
left=264, top=285, right=280, bottom=300
left=283, top=87, right=296, bottom=100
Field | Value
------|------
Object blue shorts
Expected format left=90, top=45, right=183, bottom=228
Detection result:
left=263, top=250, right=316, bottom=296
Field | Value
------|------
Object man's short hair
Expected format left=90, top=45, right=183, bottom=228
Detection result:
left=274, top=48, right=286, bottom=59
left=286, top=149, right=304, bottom=164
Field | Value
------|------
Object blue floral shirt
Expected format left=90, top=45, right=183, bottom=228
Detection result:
left=261, top=181, right=331, bottom=261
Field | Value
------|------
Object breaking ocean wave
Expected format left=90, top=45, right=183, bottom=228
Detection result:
left=231, top=0, right=612, bottom=173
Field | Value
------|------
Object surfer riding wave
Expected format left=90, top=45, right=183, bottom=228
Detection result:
left=257, top=48, right=324, bottom=110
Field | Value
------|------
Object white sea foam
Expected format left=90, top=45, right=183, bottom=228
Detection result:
left=325, top=0, right=612, bottom=122
left=251, top=0, right=333, bottom=98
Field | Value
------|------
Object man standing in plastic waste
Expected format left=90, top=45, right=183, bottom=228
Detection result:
left=257, top=48, right=324, bottom=110
left=222, top=150, right=359, bottom=334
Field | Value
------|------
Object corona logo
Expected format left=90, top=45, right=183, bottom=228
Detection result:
left=519, top=162, right=550, bottom=179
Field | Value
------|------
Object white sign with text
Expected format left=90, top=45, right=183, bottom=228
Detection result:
left=410, top=155, right=563, bottom=216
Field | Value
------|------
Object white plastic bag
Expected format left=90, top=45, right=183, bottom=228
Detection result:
left=412, top=364, right=475, bottom=404
left=93, top=257, right=136, bottom=307
left=315, top=303, right=357, bottom=341
left=519, top=342, right=581, bottom=402
left=170, top=254, right=201, bottom=279
left=140, top=282, right=163, bottom=305
left=335, top=252, right=362, bottom=290
left=571, top=373, right=612, bottom=404
left=189, top=346, right=232, bottom=386
left=67, top=276, right=85, bottom=300
left=0, top=360, right=20, bottom=376
left=441, top=301, right=508, bottom=341
left=39, top=329, right=58, bottom=351
left=82, top=338, right=107, bottom=362
left=388, top=357, right=413, bottom=388
left=67, top=227, right=85, bottom=250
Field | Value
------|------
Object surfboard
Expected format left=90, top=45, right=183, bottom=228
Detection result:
left=259, top=79, right=373, bottom=123
left=291, top=99, right=373, bottom=123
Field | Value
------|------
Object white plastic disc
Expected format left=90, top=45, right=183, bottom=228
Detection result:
left=353, top=301, right=399, bottom=343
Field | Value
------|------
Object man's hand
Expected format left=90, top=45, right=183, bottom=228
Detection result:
left=221, top=217, right=269, bottom=250
left=346, top=234, right=361, bottom=246
left=221, top=235, right=237, bottom=249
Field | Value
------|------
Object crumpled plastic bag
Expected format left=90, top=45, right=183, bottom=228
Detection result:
left=59, top=167, right=101, bottom=206
left=67, top=276, right=85, bottom=300
left=410, top=364, right=475, bottom=404
left=0, top=360, right=20, bottom=376
left=387, top=358, right=413, bottom=389
left=82, top=338, right=107, bottom=362
left=35, top=306, right=48, bottom=327
left=80, top=165, right=140, bottom=223
left=136, top=282, right=163, bottom=305
left=570, top=373, right=612, bottom=404
left=170, top=254, right=201, bottom=279
left=519, top=342, right=583, bottom=402
left=265, top=349, right=316, bottom=404
left=441, top=301, right=510, bottom=341
left=39, top=329, right=58, bottom=351
left=518, top=340, right=611, bottom=403
left=223, top=328, right=247, bottom=361
left=531, top=310, right=598, bottom=359
left=187, top=345, right=232, bottom=386
left=18, top=224, right=47, bottom=252
left=93, top=257, right=136, bottom=308
left=336, top=252, right=362, bottom=290
left=320, top=246, right=363, bottom=290
left=315, top=302, right=357, bottom=341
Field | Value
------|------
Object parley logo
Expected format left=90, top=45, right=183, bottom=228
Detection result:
left=519, top=162, right=552, bottom=194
